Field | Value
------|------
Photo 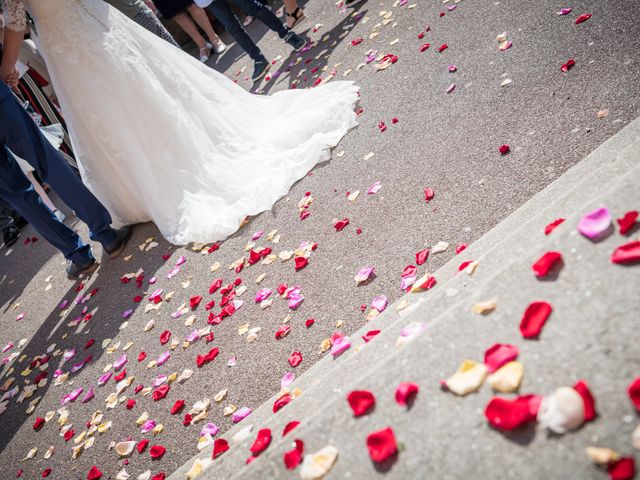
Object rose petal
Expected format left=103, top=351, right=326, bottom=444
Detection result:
left=330, top=336, right=351, bottom=357
left=573, top=380, right=597, bottom=422
left=294, top=257, right=308, bottom=271
left=288, top=351, right=302, bottom=367
left=485, top=395, right=541, bottom=430
left=442, top=360, right=487, bottom=396
left=249, top=428, right=272, bottom=455
left=366, top=427, right=397, bottom=463
left=149, top=445, right=166, bottom=459
left=575, top=13, right=592, bottom=24
left=628, top=377, right=640, bottom=412
left=152, top=385, right=170, bottom=402
left=370, top=295, right=388, bottom=313
left=159, top=331, right=171, bottom=345
left=487, top=361, right=524, bottom=393
left=499, top=144, right=510, bottom=155
left=544, top=218, right=565, bottom=235
left=532, top=251, right=563, bottom=277
left=395, top=382, right=419, bottom=406
left=520, top=301, right=552, bottom=338
left=283, top=421, right=300, bottom=437
left=273, top=393, right=292, bottom=413
left=232, top=407, right=252, bottom=423
left=284, top=439, right=304, bottom=470
left=608, top=458, right=636, bottom=480
left=362, top=330, right=381, bottom=342
left=354, top=266, right=375, bottom=283
left=578, top=207, right=612, bottom=240
left=136, top=439, right=149, bottom=454
left=347, top=390, right=375, bottom=417
left=212, top=438, right=229, bottom=459
left=617, top=211, right=638, bottom=235
left=299, top=445, right=338, bottom=479
left=484, top=343, right=519, bottom=373
left=611, top=240, right=640, bottom=264
left=87, top=466, right=102, bottom=480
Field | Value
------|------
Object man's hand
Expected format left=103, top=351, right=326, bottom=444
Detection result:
left=0, top=65, right=19, bottom=87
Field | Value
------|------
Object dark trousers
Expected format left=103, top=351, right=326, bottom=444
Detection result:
left=0, top=85, right=117, bottom=264
left=207, top=0, right=288, bottom=61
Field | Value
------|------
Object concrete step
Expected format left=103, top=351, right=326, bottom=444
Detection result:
left=169, top=119, right=640, bottom=479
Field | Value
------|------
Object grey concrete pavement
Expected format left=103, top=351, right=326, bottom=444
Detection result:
left=1, top=0, right=639, bottom=479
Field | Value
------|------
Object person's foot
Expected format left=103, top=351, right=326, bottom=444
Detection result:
left=285, top=6, right=306, bottom=30
left=14, top=213, right=28, bottom=229
left=252, top=57, right=271, bottom=81
left=2, top=226, right=20, bottom=248
left=53, top=209, right=66, bottom=223
left=103, top=226, right=132, bottom=259
left=211, top=40, right=227, bottom=54
left=199, top=43, right=212, bottom=62
left=243, top=15, right=254, bottom=27
left=283, top=31, right=306, bottom=52
left=66, top=257, right=99, bottom=280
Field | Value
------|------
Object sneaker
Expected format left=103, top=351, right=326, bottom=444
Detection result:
left=2, top=226, right=20, bottom=248
left=66, top=257, right=99, bottom=280
left=252, top=57, right=271, bottom=81
left=211, top=41, right=227, bottom=54
left=103, top=226, right=132, bottom=259
left=53, top=209, right=66, bottom=223
left=283, top=31, right=306, bottom=52
left=200, top=43, right=212, bottom=62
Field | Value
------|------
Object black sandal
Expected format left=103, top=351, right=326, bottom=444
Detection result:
left=285, top=7, right=306, bottom=30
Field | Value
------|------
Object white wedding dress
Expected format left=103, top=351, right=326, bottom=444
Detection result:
left=3, top=0, right=358, bottom=244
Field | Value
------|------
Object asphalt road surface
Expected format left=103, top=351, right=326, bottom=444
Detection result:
left=1, top=0, right=639, bottom=478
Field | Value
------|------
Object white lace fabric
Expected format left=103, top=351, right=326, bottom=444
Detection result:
left=1, top=0, right=27, bottom=30
left=17, top=0, right=359, bottom=244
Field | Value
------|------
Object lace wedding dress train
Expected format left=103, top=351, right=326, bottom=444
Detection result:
left=2, top=0, right=358, bottom=244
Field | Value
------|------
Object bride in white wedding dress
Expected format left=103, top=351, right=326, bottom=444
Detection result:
left=1, top=0, right=358, bottom=244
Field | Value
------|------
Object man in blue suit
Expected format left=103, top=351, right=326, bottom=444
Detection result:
left=0, top=81, right=131, bottom=279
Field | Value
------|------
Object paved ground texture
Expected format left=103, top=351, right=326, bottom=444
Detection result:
left=0, top=0, right=639, bottom=479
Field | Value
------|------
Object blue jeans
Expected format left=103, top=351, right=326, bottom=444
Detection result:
left=0, top=84, right=118, bottom=264
left=207, top=0, right=288, bottom=61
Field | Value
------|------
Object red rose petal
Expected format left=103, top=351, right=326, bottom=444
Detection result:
left=611, top=240, right=640, bottom=264
left=617, top=211, right=638, bottom=235
left=63, top=429, right=74, bottom=441
left=138, top=351, right=147, bottom=362
left=484, top=343, right=519, bottom=373
left=520, top=301, right=553, bottom=338
left=366, top=427, right=397, bottom=463
left=294, top=257, right=308, bottom=271
left=458, top=260, right=473, bottom=271
left=151, top=474, right=166, bottom=480
left=33, top=417, right=45, bottom=431
left=282, top=421, right=300, bottom=436
left=484, top=394, right=541, bottom=430
left=212, top=438, right=229, bottom=459
left=273, top=393, right=292, bottom=413
left=149, top=445, right=166, bottom=460
left=561, top=59, right=575, bottom=72
left=153, top=385, right=170, bottom=403
left=87, top=466, right=102, bottom=480
left=114, top=368, right=126, bottom=382
left=575, top=13, right=592, bottom=24
left=159, top=330, right=171, bottom=345
left=85, top=339, right=95, bottom=349
left=362, top=329, right=381, bottom=342
left=42, top=469, right=52, bottom=478
left=573, top=380, right=596, bottom=422
left=171, top=400, right=185, bottom=415
left=415, top=248, right=429, bottom=265
left=424, top=188, right=434, bottom=202
left=395, top=382, right=419, bottom=406
left=249, top=428, right=272, bottom=455
left=347, top=390, right=376, bottom=417
left=532, top=251, right=563, bottom=277
left=437, top=43, right=448, bottom=53
left=455, top=243, right=467, bottom=254
left=544, top=218, right=565, bottom=235
left=305, top=318, right=315, bottom=328
left=499, top=144, right=510, bottom=155
left=608, top=457, right=636, bottom=480
left=126, top=399, right=136, bottom=410
left=209, top=278, right=223, bottom=294
left=288, top=351, right=302, bottom=367
left=628, top=377, right=640, bottom=412
left=137, top=439, right=149, bottom=454
left=275, top=325, right=291, bottom=340
left=420, top=43, right=431, bottom=52
left=283, top=439, right=304, bottom=469
left=189, top=295, right=203, bottom=309
left=334, top=218, right=350, bottom=231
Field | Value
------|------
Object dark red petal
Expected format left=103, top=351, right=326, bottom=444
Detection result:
left=138, top=351, right=147, bottom=362
left=249, top=428, right=272, bottom=455
left=573, top=380, right=596, bottom=422
left=544, top=218, right=565, bottom=235
left=575, top=13, right=592, bottom=24
left=415, top=249, right=429, bottom=265
left=87, top=466, right=102, bottom=480
left=288, top=351, right=302, bottom=367
left=283, top=439, right=304, bottom=469
left=424, top=188, right=434, bottom=202
left=294, top=257, right=308, bottom=271
left=531, top=251, right=563, bottom=277
left=33, top=417, right=45, bottom=431
left=499, top=144, right=510, bottom=155
left=126, top=399, right=136, bottom=410
left=136, top=439, right=149, bottom=454
left=282, top=421, right=300, bottom=437
left=520, top=301, right=552, bottom=338
left=305, top=318, right=315, bottom=328
left=627, top=377, right=640, bottom=412
left=273, top=393, right=292, bottom=413
left=151, top=474, right=166, bottom=480
left=42, top=469, right=52, bottom=478
left=149, top=445, right=166, bottom=459
left=334, top=218, right=350, bottom=231
left=171, top=400, right=185, bottom=415
left=366, top=427, right=397, bottom=463
left=212, top=438, right=229, bottom=459
left=617, top=211, right=638, bottom=235
left=608, top=457, right=636, bottom=480
left=347, top=390, right=376, bottom=417
left=159, top=330, right=171, bottom=345
left=362, top=329, right=381, bottom=342
left=611, top=240, right=640, bottom=264
left=395, top=382, right=419, bottom=406
left=484, top=395, right=541, bottom=430
left=189, top=295, right=203, bottom=309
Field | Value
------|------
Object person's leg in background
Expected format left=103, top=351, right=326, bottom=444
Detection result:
left=185, top=4, right=227, bottom=53
left=242, top=0, right=267, bottom=27
left=282, top=0, right=305, bottom=29
left=173, top=11, right=216, bottom=61
left=0, top=196, right=21, bottom=247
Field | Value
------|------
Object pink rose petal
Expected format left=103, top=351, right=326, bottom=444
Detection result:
left=577, top=207, right=612, bottom=240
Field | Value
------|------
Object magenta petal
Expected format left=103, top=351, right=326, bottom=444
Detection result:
left=255, top=288, right=272, bottom=303
left=232, top=407, right=252, bottom=423
left=98, top=372, right=113, bottom=386
left=367, top=181, right=382, bottom=194
left=141, top=420, right=156, bottom=433
left=400, top=275, right=416, bottom=290
left=186, top=329, right=201, bottom=343
left=577, top=207, right=612, bottom=240
left=330, top=336, right=351, bottom=357
left=156, top=351, right=170, bottom=366
left=252, top=231, right=264, bottom=240
left=557, top=7, right=572, bottom=14
left=200, top=422, right=220, bottom=437
left=484, top=343, right=519, bottom=373
left=371, top=295, right=388, bottom=313
left=167, top=266, right=180, bottom=279
left=446, top=83, right=456, bottom=93
left=122, top=309, right=134, bottom=319
left=152, top=375, right=167, bottom=387
left=281, top=372, right=295, bottom=389
left=175, top=255, right=187, bottom=266
left=113, top=354, right=128, bottom=371
left=82, top=387, right=95, bottom=403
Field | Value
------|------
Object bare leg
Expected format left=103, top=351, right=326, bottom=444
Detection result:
left=186, top=4, right=222, bottom=45
left=283, top=0, right=304, bottom=29
left=173, top=12, right=207, bottom=49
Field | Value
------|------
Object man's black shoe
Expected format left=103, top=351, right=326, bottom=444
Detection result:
left=103, top=226, right=132, bottom=259
left=2, top=227, right=20, bottom=248
left=283, top=31, right=306, bottom=52
left=252, top=58, right=271, bottom=81
left=66, top=258, right=99, bottom=280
